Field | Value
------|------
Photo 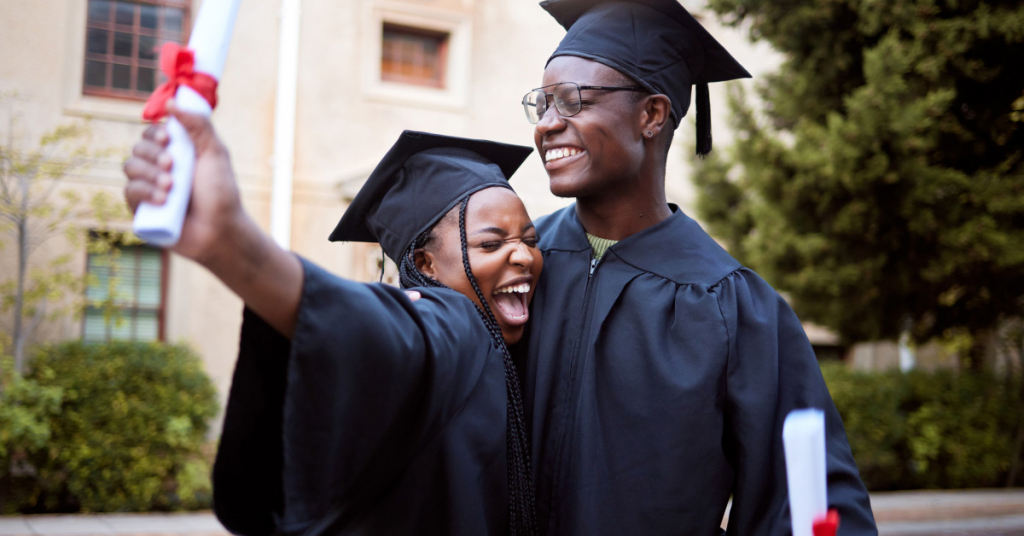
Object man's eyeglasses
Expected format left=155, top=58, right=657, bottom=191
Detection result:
left=522, top=82, right=646, bottom=124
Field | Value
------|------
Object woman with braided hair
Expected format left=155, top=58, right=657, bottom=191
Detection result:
left=123, top=109, right=540, bottom=535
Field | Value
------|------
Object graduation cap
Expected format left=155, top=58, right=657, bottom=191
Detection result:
left=329, top=131, right=533, bottom=264
left=541, top=0, right=751, bottom=156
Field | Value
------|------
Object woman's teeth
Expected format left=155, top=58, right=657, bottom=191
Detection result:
left=545, top=147, right=581, bottom=162
left=494, top=283, right=530, bottom=295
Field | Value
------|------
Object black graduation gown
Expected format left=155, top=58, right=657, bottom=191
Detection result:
left=213, top=259, right=508, bottom=536
left=517, top=205, right=877, bottom=536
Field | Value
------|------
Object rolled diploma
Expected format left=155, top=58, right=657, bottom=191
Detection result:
left=132, top=0, right=241, bottom=247
left=783, top=408, right=828, bottom=536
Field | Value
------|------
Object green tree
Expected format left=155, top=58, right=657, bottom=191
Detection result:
left=0, top=92, right=130, bottom=375
left=694, top=0, right=1024, bottom=363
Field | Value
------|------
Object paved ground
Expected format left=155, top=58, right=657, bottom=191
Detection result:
left=0, top=513, right=227, bottom=536
left=2, top=489, right=1024, bottom=535
left=871, top=489, right=1024, bottom=536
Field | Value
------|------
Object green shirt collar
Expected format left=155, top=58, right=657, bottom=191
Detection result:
left=586, top=232, right=619, bottom=261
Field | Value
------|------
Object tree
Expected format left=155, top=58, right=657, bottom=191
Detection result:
left=693, top=0, right=1024, bottom=365
left=0, top=92, right=129, bottom=376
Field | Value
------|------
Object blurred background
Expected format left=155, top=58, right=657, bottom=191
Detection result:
left=1, top=0, right=1023, bottom=528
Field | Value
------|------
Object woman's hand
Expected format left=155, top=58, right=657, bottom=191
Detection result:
left=123, top=100, right=247, bottom=267
left=123, top=102, right=303, bottom=338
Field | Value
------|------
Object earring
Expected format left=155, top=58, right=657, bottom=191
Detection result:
left=646, top=131, right=653, bottom=138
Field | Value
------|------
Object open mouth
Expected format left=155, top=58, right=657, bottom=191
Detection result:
left=544, top=146, right=585, bottom=167
left=491, top=280, right=531, bottom=327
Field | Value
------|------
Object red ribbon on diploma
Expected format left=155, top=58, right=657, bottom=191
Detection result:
left=142, top=42, right=218, bottom=122
left=812, top=509, right=840, bottom=536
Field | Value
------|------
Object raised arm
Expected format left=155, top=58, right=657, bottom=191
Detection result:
left=123, top=102, right=302, bottom=337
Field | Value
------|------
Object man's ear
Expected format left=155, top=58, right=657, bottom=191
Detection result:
left=639, top=94, right=672, bottom=139
left=414, top=248, right=437, bottom=278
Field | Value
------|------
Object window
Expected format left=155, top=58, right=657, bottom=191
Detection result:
left=83, top=244, right=167, bottom=342
left=360, top=6, right=470, bottom=109
left=381, top=23, right=449, bottom=88
left=83, top=0, right=190, bottom=100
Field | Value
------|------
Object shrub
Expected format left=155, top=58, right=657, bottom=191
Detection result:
left=0, top=354, right=64, bottom=514
left=2, top=341, right=218, bottom=513
left=0, top=357, right=64, bottom=460
left=822, top=363, right=1024, bottom=491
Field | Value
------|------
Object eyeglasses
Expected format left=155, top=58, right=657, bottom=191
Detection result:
left=522, top=82, right=646, bottom=124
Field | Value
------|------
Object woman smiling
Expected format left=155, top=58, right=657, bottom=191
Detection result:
left=122, top=109, right=540, bottom=535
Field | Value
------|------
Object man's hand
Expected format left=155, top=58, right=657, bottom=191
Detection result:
left=123, top=100, right=246, bottom=267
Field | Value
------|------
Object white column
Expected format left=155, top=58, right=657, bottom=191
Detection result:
left=271, top=0, right=301, bottom=248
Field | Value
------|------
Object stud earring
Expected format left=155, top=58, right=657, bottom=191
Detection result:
left=646, top=131, right=653, bottom=138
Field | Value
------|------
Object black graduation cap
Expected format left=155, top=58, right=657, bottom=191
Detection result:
left=329, top=131, right=533, bottom=264
left=541, top=0, right=751, bottom=156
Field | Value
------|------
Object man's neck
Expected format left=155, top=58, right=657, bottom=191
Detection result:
left=575, top=191, right=672, bottom=241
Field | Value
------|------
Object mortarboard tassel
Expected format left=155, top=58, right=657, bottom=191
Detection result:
left=695, top=82, right=712, bottom=157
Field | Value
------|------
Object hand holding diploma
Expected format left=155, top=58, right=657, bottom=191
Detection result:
left=125, top=104, right=242, bottom=263
left=124, top=0, right=304, bottom=337
left=132, top=0, right=241, bottom=247
left=123, top=104, right=303, bottom=338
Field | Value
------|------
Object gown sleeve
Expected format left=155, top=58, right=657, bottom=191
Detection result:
left=213, top=257, right=493, bottom=535
left=213, top=308, right=288, bottom=536
left=714, top=268, right=877, bottom=536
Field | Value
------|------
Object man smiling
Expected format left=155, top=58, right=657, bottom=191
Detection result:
left=516, top=0, right=878, bottom=534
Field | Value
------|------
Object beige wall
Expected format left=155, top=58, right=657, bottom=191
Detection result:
left=0, top=0, right=783, bottom=420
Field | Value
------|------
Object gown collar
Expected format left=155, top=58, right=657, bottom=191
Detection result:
left=543, top=204, right=742, bottom=288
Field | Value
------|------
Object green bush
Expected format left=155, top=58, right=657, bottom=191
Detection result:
left=823, top=363, right=1024, bottom=491
left=0, top=357, right=64, bottom=460
left=0, top=355, right=65, bottom=515
left=1, top=341, right=218, bottom=513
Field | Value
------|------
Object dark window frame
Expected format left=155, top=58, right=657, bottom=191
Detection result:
left=83, top=0, right=191, bottom=101
left=381, top=23, right=450, bottom=89
left=82, top=243, right=169, bottom=343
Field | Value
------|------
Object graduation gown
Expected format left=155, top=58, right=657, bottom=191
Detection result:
left=213, top=259, right=509, bottom=536
left=518, top=205, right=877, bottom=536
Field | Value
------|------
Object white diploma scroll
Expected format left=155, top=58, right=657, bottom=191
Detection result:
left=783, top=408, right=828, bottom=536
left=132, top=0, right=242, bottom=247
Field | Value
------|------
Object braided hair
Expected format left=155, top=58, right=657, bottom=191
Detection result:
left=398, top=196, right=538, bottom=536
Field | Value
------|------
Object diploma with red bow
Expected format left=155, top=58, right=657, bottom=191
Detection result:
left=783, top=408, right=841, bottom=536
left=133, top=0, right=241, bottom=246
